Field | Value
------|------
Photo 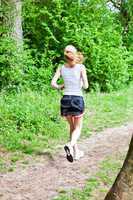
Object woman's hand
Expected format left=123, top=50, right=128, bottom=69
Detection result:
left=58, top=84, right=65, bottom=90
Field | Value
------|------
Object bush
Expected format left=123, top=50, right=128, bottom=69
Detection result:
left=0, top=90, right=66, bottom=153
left=0, top=37, right=34, bottom=91
left=0, top=37, right=53, bottom=92
left=22, top=0, right=129, bottom=92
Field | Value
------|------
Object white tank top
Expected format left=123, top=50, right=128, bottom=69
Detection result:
left=60, top=64, right=83, bottom=96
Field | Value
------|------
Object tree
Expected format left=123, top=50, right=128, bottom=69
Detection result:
left=104, top=134, right=133, bottom=200
left=1, top=0, right=23, bottom=47
left=108, top=0, right=133, bottom=35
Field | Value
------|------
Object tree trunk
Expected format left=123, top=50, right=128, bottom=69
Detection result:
left=2, top=0, right=23, bottom=47
left=104, top=134, right=133, bottom=200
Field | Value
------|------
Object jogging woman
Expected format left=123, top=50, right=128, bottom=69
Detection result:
left=51, top=45, right=88, bottom=162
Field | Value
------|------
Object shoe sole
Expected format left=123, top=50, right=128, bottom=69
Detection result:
left=64, top=145, right=73, bottom=163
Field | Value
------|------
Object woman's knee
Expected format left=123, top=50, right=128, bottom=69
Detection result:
left=73, top=117, right=83, bottom=130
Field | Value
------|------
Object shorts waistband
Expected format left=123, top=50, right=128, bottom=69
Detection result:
left=63, top=95, right=83, bottom=98
left=63, top=95, right=83, bottom=99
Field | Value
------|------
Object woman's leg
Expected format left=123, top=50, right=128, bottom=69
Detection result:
left=72, top=116, right=84, bottom=159
left=64, top=115, right=75, bottom=162
left=65, top=115, right=75, bottom=140
left=70, top=115, right=83, bottom=147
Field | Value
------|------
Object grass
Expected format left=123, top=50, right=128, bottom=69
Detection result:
left=0, top=83, right=133, bottom=156
left=0, top=155, right=16, bottom=173
left=53, top=154, right=123, bottom=200
left=0, top=89, right=67, bottom=153
left=83, top=82, right=133, bottom=136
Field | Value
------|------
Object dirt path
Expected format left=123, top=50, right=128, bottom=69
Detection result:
left=0, top=122, right=133, bottom=200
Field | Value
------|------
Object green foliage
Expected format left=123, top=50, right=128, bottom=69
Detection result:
left=0, top=89, right=67, bottom=153
left=0, top=83, right=133, bottom=153
left=0, top=36, right=34, bottom=91
left=0, top=36, right=54, bottom=91
left=121, top=0, right=133, bottom=48
left=125, top=0, right=133, bottom=81
left=22, top=0, right=130, bottom=91
left=0, top=0, right=132, bottom=92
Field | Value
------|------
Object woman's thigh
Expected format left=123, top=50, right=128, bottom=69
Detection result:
left=65, top=115, right=74, bottom=129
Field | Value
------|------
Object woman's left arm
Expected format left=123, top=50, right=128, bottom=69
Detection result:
left=81, top=65, right=89, bottom=89
left=51, top=66, right=64, bottom=90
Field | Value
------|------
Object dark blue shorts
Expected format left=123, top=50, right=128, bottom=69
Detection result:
left=60, top=95, right=85, bottom=117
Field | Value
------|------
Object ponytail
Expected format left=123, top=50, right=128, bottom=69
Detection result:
left=76, top=51, right=84, bottom=64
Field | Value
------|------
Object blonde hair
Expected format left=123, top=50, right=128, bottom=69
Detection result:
left=64, top=45, right=84, bottom=64
left=76, top=51, right=84, bottom=64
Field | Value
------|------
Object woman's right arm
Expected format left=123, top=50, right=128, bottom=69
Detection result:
left=51, top=66, right=64, bottom=90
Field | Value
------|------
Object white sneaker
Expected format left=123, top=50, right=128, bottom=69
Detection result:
left=64, top=143, right=74, bottom=163
left=74, top=150, right=84, bottom=160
